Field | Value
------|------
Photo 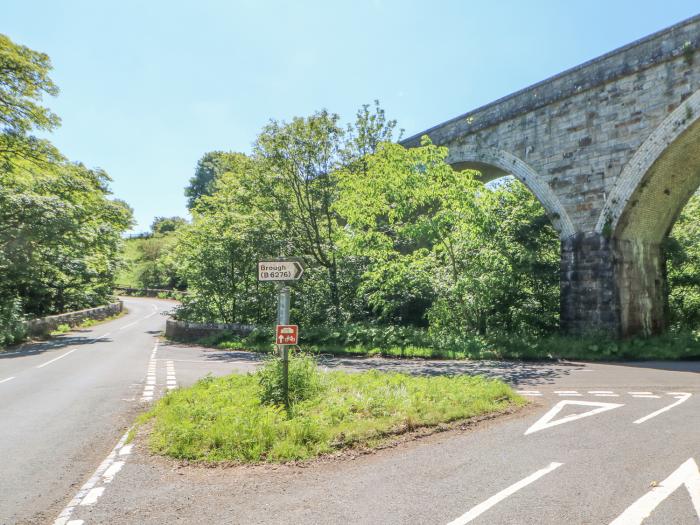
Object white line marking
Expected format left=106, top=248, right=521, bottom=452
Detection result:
left=525, top=400, right=624, bottom=435
left=628, top=391, right=653, bottom=395
left=67, top=520, right=84, bottom=525
left=36, top=348, right=77, bottom=368
left=80, top=487, right=105, bottom=506
left=0, top=376, right=16, bottom=384
left=102, top=460, right=125, bottom=483
left=589, top=391, right=613, bottom=394
left=634, top=393, right=692, bottom=424
left=119, top=444, right=133, bottom=456
left=446, top=462, right=564, bottom=525
left=595, top=394, right=620, bottom=397
left=554, top=391, right=579, bottom=393
left=557, top=393, right=582, bottom=396
left=608, top=457, right=700, bottom=524
left=118, top=321, right=139, bottom=330
left=53, top=430, right=132, bottom=523
left=631, top=394, right=660, bottom=399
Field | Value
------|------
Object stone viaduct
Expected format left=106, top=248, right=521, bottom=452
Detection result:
left=401, top=15, right=700, bottom=338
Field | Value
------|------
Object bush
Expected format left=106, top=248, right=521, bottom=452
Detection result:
left=257, top=353, right=325, bottom=406
left=0, top=298, right=26, bottom=347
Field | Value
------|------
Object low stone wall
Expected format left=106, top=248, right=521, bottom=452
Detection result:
left=165, top=319, right=255, bottom=342
left=26, top=301, right=123, bottom=337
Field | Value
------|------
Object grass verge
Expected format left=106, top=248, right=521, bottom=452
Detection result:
left=140, top=366, right=524, bottom=463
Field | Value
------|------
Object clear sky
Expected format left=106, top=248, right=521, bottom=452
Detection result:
left=4, top=1, right=700, bottom=232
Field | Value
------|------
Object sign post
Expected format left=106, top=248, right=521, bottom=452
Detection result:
left=258, top=258, right=304, bottom=409
left=276, top=285, right=291, bottom=408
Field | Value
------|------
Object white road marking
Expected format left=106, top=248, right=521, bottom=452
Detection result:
left=446, top=462, right=564, bottom=525
left=89, top=332, right=111, bottom=343
left=595, top=394, right=620, bottom=397
left=141, top=342, right=160, bottom=402
left=631, top=394, right=660, bottom=399
left=628, top=391, right=653, bottom=395
left=166, top=360, right=177, bottom=390
left=589, top=391, right=613, bottom=394
left=524, top=400, right=624, bottom=435
left=36, top=348, right=77, bottom=368
left=118, top=321, right=139, bottom=330
left=634, top=393, right=692, bottom=424
left=54, top=430, right=133, bottom=524
left=102, top=460, right=125, bottom=483
left=0, top=376, right=15, bottom=384
left=608, top=457, right=700, bottom=524
left=80, top=487, right=105, bottom=506
left=67, top=520, right=84, bottom=525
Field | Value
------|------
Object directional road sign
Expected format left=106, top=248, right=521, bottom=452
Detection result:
left=276, top=324, right=298, bottom=345
left=258, top=260, right=304, bottom=282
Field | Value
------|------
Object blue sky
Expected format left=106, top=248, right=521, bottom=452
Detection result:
left=4, top=1, right=700, bottom=232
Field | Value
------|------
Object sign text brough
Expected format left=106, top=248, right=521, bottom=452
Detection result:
left=258, top=260, right=304, bottom=282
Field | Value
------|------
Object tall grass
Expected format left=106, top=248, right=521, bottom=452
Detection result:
left=143, top=355, right=524, bottom=463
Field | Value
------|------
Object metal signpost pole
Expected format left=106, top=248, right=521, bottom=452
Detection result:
left=276, top=284, right=291, bottom=408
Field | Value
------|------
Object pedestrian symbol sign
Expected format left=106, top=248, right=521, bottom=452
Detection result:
left=276, top=324, right=298, bottom=345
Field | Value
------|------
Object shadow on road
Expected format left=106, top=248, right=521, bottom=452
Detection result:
left=160, top=341, right=585, bottom=387
left=0, top=332, right=115, bottom=360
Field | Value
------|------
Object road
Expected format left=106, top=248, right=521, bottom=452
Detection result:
left=0, top=297, right=175, bottom=525
left=1, top=297, right=698, bottom=524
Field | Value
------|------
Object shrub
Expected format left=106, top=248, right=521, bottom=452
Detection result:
left=0, top=298, right=26, bottom=347
left=257, top=353, right=325, bottom=406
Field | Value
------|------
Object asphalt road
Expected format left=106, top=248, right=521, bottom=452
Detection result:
left=0, top=297, right=175, bottom=525
left=1, top=297, right=698, bottom=524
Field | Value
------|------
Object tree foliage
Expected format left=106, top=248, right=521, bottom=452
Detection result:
left=0, top=34, right=132, bottom=345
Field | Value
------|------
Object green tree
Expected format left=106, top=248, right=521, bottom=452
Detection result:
left=666, top=193, right=700, bottom=328
left=0, top=160, right=133, bottom=317
left=0, top=33, right=62, bottom=170
left=185, top=151, right=249, bottom=209
left=151, top=216, right=187, bottom=235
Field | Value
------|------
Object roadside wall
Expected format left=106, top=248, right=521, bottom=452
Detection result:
left=25, top=302, right=123, bottom=337
left=165, top=319, right=255, bottom=342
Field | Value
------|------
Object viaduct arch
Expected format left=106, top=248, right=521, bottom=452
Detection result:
left=401, top=15, right=700, bottom=337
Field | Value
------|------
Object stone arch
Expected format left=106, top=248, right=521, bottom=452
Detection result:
left=592, top=89, right=700, bottom=335
left=596, top=89, right=700, bottom=241
left=447, top=146, right=576, bottom=239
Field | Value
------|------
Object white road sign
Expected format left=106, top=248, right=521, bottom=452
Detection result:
left=258, top=260, right=304, bottom=281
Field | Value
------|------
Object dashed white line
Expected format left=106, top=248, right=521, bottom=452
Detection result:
left=0, top=376, right=16, bottom=384
left=634, top=393, right=692, bottom=424
left=631, top=394, right=660, bottom=399
left=554, top=390, right=582, bottom=396
left=36, top=348, right=77, bottom=369
left=80, top=487, right=105, bottom=506
left=166, top=359, right=177, bottom=390
left=628, top=391, right=653, bottom=395
left=53, top=430, right=133, bottom=524
left=446, top=462, right=564, bottom=524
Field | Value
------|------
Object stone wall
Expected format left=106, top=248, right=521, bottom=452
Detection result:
left=26, top=302, right=123, bottom=337
left=165, top=319, right=256, bottom=342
